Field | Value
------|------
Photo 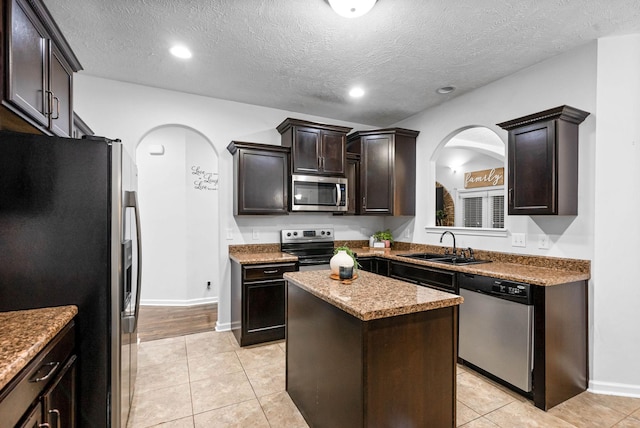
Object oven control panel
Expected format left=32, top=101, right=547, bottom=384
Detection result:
left=281, top=228, right=334, bottom=243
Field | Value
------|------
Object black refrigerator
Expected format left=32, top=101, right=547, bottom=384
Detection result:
left=0, top=130, right=142, bottom=427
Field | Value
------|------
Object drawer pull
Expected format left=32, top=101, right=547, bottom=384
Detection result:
left=38, top=424, right=51, bottom=428
left=30, top=361, right=60, bottom=383
left=49, top=409, right=61, bottom=428
left=263, top=269, right=279, bottom=274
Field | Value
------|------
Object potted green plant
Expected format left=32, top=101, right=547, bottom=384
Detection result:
left=373, top=229, right=394, bottom=248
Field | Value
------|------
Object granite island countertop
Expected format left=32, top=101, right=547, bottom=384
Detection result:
left=284, top=270, right=463, bottom=321
left=0, top=305, right=78, bottom=391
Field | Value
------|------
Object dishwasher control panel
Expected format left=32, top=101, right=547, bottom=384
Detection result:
left=459, top=273, right=533, bottom=305
left=492, top=281, right=528, bottom=296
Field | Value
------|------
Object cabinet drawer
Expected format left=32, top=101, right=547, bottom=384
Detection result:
left=389, top=261, right=456, bottom=293
left=0, top=320, right=75, bottom=427
left=243, top=263, right=297, bottom=282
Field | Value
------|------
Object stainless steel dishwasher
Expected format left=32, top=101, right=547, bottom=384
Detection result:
left=458, top=273, right=534, bottom=392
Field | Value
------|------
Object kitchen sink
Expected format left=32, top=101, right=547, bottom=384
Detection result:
left=399, top=253, right=491, bottom=266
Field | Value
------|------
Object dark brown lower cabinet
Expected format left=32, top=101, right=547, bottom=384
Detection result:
left=287, top=282, right=457, bottom=427
left=0, top=320, right=76, bottom=428
left=42, top=355, right=77, bottom=428
left=231, top=260, right=297, bottom=346
left=533, top=281, right=588, bottom=410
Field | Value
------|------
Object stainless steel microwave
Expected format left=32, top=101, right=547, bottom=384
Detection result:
left=290, top=174, right=348, bottom=212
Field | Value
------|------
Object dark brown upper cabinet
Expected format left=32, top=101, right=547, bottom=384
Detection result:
left=345, top=153, right=360, bottom=215
left=277, top=118, right=352, bottom=176
left=227, top=141, right=289, bottom=215
left=1, top=0, right=82, bottom=137
left=498, top=105, right=590, bottom=216
left=347, top=128, right=419, bottom=216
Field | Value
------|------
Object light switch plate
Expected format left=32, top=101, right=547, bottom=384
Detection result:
left=226, top=228, right=233, bottom=240
left=538, top=234, right=550, bottom=249
left=512, top=233, right=526, bottom=247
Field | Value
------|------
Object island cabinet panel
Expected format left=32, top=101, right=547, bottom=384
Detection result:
left=497, top=105, right=589, bottom=216
left=277, top=117, right=352, bottom=176
left=287, top=283, right=457, bottom=428
left=533, top=281, right=588, bottom=410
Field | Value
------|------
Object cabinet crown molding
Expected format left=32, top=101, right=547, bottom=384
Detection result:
left=276, top=117, right=352, bottom=134
left=496, top=105, right=590, bottom=130
left=347, top=127, right=420, bottom=140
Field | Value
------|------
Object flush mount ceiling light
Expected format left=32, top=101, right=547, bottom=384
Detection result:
left=436, top=86, right=456, bottom=95
left=169, top=45, right=192, bottom=59
left=328, top=0, right=377, bottom=18
left=349, top=87, right=365, bottom=98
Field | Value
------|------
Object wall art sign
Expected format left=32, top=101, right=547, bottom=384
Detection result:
left=191, top=166, right=219, bottom=191
left=464, top=167, right=504, bottom=189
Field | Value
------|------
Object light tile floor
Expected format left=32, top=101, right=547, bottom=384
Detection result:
left=129, top=331, right=640, bottom=428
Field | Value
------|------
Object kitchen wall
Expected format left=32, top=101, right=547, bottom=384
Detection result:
left=136, top=126, right=220, bottom=305
left=72, top=76, right=382, bottom=325
left=592, top=34, right=640, bottom=397
left=74, top=34, right=640, bottom=397
left=393, top=36, right=640, bottom=397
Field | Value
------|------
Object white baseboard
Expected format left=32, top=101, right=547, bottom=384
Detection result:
left=140, top=297, right=218, bottom=307
left=589, top=380, right=640, bottom=398
left=215, top=321, right=231, bottom=332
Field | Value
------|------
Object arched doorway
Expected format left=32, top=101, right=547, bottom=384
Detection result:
left=136, top=126, right=220, bottom=305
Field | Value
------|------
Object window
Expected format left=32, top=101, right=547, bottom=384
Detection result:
left=457, top=188, right=504, bottom=229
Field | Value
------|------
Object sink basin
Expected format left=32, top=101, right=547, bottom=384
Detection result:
left=399, top=253, right=491, bottom=266
left=399, top=253, right=451, bottom=261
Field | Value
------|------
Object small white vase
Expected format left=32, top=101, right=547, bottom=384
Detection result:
left=330, top=250, right=354, bottom=275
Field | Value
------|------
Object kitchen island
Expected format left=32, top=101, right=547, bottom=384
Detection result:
left=284, top=270, right=463, bottom=428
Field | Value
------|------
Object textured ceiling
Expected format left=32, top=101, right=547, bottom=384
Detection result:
left=43, top=0, right=640, bottom=126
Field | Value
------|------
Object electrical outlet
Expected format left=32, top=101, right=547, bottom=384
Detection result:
left=252, top=229, right=259, bottom=240
left=538, top=234, right=550, bottom=249
left=405, top=229, right=411, bottom=239
left=226, top=228, right=233, bottom=240
left=512, top=233, right=526, bottom=247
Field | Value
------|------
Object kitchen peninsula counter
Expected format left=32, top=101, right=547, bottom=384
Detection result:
left=229, top=243, right=590, bottom=286
left=0, top=305, right=77, bottom=391
left=285, top=270, right=460, bottom=427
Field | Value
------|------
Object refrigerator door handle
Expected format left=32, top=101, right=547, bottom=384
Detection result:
left=124, top=190, right=142, bottom=333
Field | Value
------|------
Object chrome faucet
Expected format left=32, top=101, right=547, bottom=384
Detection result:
left=440, top=231, right=456, bottom=256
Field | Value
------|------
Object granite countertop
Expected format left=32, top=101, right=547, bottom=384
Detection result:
left=229, top=251, right=298, bottom=265
left=284, top=270, right=463, bottom=321
left=229, top=243, right=591, bottom=287
left=354, top=248, right=591, bottom=286
left=0, top=305, right=78, bottom=391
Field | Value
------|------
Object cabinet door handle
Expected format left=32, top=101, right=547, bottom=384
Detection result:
left=263, top=269, right=279, bottom=274
left=38, top=424, right=51, bottom=428
left=30, top=361, right=60, bottom=382
left=508, top=188, right=513, bottom=204
left=362, top=196, right=366, bottom=208
left=46, top=90, right=53, bottom=117
left=52, top=96, right=60, bottom=120
left=49, top=409, right=61, bottom=428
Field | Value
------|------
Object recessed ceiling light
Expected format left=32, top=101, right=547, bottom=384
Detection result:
left=329, top=0, right=377, bottom=18
left=170, top=45, right=192, bottom=59
left=349, top=87, right=365, bottom=98
left=436, top=86, right=456, bottom=94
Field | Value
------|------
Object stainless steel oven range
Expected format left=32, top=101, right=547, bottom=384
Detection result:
left=281, top=228, right=335, bottom=271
